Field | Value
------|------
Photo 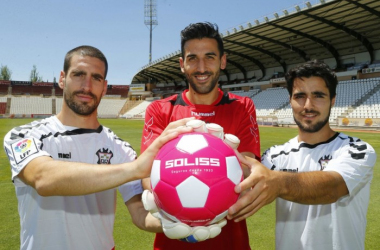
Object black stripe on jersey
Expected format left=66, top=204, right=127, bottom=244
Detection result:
left=10, top=131, right=25, bottom=140
left=349, top=152, right=366, bottom=160
left=113, top=136, right=135, bottom=151
left=170, top=90, right=238, bottom=106
left=171, top=94, right=187, bottom=106
left=9, top=121, right=49, bottom=140
left=348, top=138, right=367, bottom=160
left=270, top=132, right=340, bottom=159
left=351, top=143, right=367, bottom=151
left=345, top=136, right=362, bottom=143
left=55, top=126, right=103, bottom=136
left=216, top=91, right=238, bottom=105
left=341, top=134, right=367, bottom=160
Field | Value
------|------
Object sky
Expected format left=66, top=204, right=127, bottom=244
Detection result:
left=0, top=0, right=307, bottom=85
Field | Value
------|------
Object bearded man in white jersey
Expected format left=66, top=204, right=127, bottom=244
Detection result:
left=228, top=60, right=377, bottom=250
left=3, top=45, right=194, bottom=250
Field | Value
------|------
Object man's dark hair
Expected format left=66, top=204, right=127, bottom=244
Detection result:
left=180, top=22, right=224, bottom=58
left=285, top=60, right=338, bottom=100
left=64, top=45, right=108, bottom=79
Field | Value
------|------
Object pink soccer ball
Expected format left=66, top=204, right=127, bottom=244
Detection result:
left=150, top=132, right=243, bottom=227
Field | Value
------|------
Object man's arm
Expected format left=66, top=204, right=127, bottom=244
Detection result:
left=228, top=156, right=348, bottom=222
left=19, top=156, right=141, bottom=196
left=125, top=194, right=163, bottom=232
left=16, top=118, right=194, bottom=196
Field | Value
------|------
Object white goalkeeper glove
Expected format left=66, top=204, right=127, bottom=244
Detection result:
left=142, top=190, right=227, bottom=243
left=185, top=120, right=240, bottom=149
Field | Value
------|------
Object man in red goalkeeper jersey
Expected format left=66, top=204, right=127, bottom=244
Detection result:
left=140, top=22, right=260, bottom=250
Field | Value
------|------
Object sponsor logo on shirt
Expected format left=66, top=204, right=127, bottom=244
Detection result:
left=58, top=152, right=71, bottom=159
left=96, top=148, right=113, bottom=164
left=191, top=111, right=215, bottom=117
left=10, top=138, right=39, bottom=164
left=279, top=168, right=298, bottom=173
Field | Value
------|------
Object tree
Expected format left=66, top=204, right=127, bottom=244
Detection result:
left=30, top=65, right=43, bottom=82
left=0, top=65, right=12, bottom=80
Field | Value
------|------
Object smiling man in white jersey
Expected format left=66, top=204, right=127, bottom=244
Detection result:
left=228, top=60, right=377, bottom=250
left=3, top=45, right=193, bottom=250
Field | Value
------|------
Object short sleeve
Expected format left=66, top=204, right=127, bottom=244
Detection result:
left=4, top=133, right=51, bottom=182
left=324, top=141, right=376, bottom=202
left=118, top=180, right=143, bottom=202
left=261, top=147, right=274, bottom=170
left=111, top=132, right=142, bottom=202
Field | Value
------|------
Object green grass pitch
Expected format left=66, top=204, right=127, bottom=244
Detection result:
left=0, top=119, right=378, bottom=249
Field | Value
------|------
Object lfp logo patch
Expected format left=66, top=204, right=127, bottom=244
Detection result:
left=11, top=138, right=39, bottom=164
left=14, top=139, right=32, bottom=153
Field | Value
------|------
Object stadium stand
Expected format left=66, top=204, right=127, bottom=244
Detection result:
left=348, top=78, right=380, bottom=119
left=97, top=98, right=127, bottom=118
left=0, top=96, right=7, bottom=114
left=0, top=81, right=10, bottom=95
left=252, top=87, right=289, bottom=117
left=122, top=100, right=152, bottom=119
left=30, top=86, right=53, bottom=96
left=4, top=77, right=380, bottom=126
left=230, top=89, right=260, bottom=98
left=54, top=97, right=127, bottom=118
left=55, top=97, right=63, bottom=114
left=53, top=86, right=63, bottom=96
left=9, top=96, right=52, bottom=115
left=11, top=85, right=32, bottom=95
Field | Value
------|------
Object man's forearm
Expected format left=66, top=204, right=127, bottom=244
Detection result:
left=20, top=156, right=141, bottom=196
left=278, top=170, right=349, bottom=204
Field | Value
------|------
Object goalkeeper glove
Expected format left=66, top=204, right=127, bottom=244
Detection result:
left=142, top=189, right=227, bottom=243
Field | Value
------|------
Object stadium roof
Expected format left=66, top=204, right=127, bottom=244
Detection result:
left=131, top=0, right=380, bottom=85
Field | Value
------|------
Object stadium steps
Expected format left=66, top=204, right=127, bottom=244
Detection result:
left=119, top=100, right=144, bottom=114
left=122, top=101, right=152, bottom=119
left=251, top=89, right=262, bottom=98
left=351, top=84, right=380, bottom=108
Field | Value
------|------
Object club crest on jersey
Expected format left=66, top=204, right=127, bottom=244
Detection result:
left=96, top=148, right=113, bottom=164
left=318, top=155, right=332, bottom=170
left=10, top=138, right=39, bottom=164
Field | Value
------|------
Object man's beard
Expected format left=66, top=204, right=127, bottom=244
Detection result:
left=64, top=89, right=99, bottom=116
left=186, top=70, right=219, bottom=95
left=294, top=108, right=331, bottom=133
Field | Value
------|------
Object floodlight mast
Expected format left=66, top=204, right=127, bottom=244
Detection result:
left=144, top=0, right=158, bottom=64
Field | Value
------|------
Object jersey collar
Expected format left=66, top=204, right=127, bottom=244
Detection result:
left=182, top=88, right=223, bottom=106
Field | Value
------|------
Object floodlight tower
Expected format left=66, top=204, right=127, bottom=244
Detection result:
left=144, top=0, right=158, bottom=64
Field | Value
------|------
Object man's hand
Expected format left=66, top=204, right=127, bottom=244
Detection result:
left=185, top=120, right=240, bottom=149
left=142, top=190, right=227, bottom=243
left=227, top=154, right=280, bottom=222
left=228, top=151, right=350, bottom=222
left=160, top=216, right=227, bottom=243
left=135, top=118, right=195, bottom=179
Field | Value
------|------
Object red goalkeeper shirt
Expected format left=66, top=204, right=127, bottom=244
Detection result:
left=141, top=88, right=260, bottom=250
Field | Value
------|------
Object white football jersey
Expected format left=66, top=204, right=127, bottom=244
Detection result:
left=262, top=132, right=376, bottom=250
left=3, top=116, right=142, bottom=250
